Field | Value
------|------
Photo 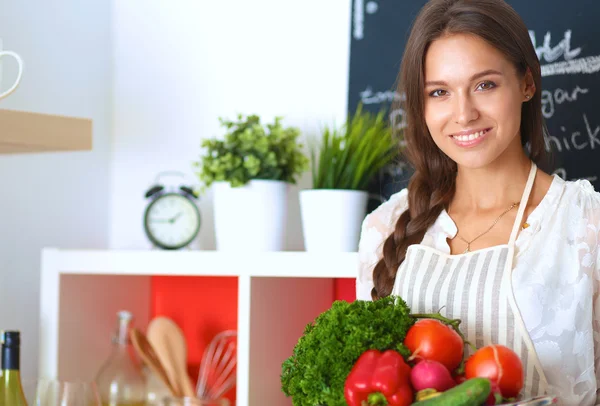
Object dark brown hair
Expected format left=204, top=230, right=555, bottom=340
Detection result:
left=371, top=0, right=548, bottom=300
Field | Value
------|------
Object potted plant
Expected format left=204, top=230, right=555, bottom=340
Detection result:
left=300, top=104, right=400, bottom=252
left=193, top=113, right=308, bottom=251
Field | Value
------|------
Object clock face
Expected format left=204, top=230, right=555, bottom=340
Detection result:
left=144, top=193, right=201, bottom=249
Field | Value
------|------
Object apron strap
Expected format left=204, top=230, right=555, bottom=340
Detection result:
left=508, top=162, right=537, bottom=247
left=504, top=161, right=550, bottom=394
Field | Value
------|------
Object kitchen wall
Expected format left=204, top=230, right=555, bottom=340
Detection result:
left=0, top=0, right=112, bottom=392
left=109, top=1, right=352, bottom=251
left=0, top=0, right=352, bottom=397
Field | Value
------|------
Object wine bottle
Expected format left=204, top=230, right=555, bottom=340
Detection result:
left=0, top=330, right=28, bottom=405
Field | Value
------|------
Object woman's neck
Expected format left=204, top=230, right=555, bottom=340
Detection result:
left=452, top=151, right=532, bottom=212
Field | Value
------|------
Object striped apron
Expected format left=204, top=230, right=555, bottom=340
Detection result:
left=391, top=162, right=549, bottom=399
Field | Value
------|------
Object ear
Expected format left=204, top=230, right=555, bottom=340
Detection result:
left=522, top=67, right=536, bottom=101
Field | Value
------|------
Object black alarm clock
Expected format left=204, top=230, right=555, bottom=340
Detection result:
left=143, top=171, right=201, bottom=250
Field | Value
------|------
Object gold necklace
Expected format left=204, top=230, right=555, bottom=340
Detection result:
left=456, top=202, right=520, bottom=254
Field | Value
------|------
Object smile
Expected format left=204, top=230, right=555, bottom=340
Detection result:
left=451, top=128, right=491, bottom=141
left=449, top=127, right=492, bottom=148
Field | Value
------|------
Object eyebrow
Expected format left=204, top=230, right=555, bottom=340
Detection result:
left=424, top=69, right=503, bottom=87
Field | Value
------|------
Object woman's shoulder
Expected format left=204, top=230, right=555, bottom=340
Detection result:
left=560, top=176, right=600, bottom=213
left=554, top=177, right=600, bottom=272
left=357, top=188, right=409, bottom=262
left=542, top=176, right=600, bottom=242
left=362, top=188, right=409, bottom=233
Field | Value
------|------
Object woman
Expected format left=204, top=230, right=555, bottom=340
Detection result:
left=356, top=0, right=600, bottom=404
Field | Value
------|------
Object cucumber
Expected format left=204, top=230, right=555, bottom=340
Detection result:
left=411, top=378, right=491, bottom=406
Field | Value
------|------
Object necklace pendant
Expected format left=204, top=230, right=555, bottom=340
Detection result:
left=463, top=247, right=470, bottom=254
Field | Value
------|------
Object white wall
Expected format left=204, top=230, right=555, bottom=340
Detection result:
left=0, top=0, right=351, bottom=399
left=0, top=0, right=112, bottom=391
left=109, top=1, right=352, bottom=251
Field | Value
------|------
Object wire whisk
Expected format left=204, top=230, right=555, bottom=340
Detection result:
left=196, top=330, right=237, bottom=400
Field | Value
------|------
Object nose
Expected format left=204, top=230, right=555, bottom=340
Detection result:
left=453, top=92, right=479, bottom=125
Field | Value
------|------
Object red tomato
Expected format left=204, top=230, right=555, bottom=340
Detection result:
left=403, top=319, right=464, bottom=372
left=465, top=344, right=524, bottom=399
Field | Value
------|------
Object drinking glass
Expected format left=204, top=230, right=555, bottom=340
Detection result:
left=35, top=379, right=101, bottom=406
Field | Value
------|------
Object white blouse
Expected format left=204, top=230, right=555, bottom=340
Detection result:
left=356, top=174, right=600, bottom=405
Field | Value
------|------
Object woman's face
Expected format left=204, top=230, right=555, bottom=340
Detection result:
left=423, top=33, right=533, bottom=169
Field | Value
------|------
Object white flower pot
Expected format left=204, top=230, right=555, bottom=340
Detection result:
left=213, top=180, right=289, bottom=251
left=299, top=189, right=369, bottom=252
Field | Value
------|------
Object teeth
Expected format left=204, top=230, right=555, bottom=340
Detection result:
left=453, top=129, right=487, bottom=141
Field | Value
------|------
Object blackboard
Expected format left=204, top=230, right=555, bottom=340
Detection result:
left=348, top=0, right=600, bottom=211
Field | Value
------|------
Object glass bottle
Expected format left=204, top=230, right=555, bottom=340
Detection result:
left=0, top=330, right=28, bottom=405
left=95, top=311, right=147, bottom=406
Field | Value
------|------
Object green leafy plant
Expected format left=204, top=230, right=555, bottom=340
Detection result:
left=280, top=296, right=415, bottom=406
left=193, top=114, right=309, bottom=189
left=309, top=104, right=401, bottom=190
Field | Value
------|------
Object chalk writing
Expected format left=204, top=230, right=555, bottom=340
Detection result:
left=529, top=30, right=581, bottom=63
left=352, top=1, right=379, bottom=40
left=541, top=55, right=600, bottom=77
left=528, top=30, right=600, bottom=77
left=353, top=0, right=365, bottom=40
left=366, top=1, right=378, bottom=14
left=541, top=86, right=589, bottom=118
left=544, top=114, right=600, bottom=152
left=389, top=108, right=407, bottom=133
left=360, top=87, right=403, bottom=104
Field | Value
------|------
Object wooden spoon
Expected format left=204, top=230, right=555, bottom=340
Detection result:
left=147, top=317, right=196, bottom=398
left=129, top=327, right=179, bottom=397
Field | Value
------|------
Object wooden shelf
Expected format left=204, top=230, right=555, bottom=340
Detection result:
left=0, top=108, right=92, bottom=154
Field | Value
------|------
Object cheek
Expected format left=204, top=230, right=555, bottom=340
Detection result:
left=485, top=92, right=523, bottom=134
left=424, top=101, right=450, bottom=138
left=423, top=103, right=452, bottom=152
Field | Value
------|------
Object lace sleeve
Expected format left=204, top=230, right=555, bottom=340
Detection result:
left=356, top=189, right=409, bottom=301
left=578, top=182, right=600, bottom=404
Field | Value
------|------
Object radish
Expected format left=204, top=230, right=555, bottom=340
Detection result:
left=484, top=380, right=504, bottom=405
left=410, top=359, right=457, bottom=392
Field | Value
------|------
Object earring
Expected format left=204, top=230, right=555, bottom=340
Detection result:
left=525, top=94, right=530, bottom=99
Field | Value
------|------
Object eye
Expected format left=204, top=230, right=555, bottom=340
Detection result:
left=476, top=81, right=496, bottom=91
left=429, top=89, right=448, bottom=98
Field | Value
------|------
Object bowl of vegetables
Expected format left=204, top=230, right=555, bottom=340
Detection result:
left=280, top=296, right=557, bottom=406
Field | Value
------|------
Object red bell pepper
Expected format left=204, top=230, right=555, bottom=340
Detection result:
left=344, top=349, right=413, bottom=406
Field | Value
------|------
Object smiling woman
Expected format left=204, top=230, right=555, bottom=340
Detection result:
left=355, top=0, right=600, bottom=405
left=423, top=35, right=534, bottom=168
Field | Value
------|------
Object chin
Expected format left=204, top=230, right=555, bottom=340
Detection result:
left=444, top=151, right=499, bottom=170
left=454, top=160, right=493, bottom=170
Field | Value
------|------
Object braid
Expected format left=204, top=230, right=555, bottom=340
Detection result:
left=371, top=170, right=455, bottom=300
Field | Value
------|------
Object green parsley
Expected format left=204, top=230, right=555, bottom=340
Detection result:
left=281, top=296, right=415, bottom=406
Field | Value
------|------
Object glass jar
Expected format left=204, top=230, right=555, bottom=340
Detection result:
left=144, top=365, right=171, bottom=406
left=95, top=310, right=147, bottom=406
left=161, top=397, right=229, bottom=406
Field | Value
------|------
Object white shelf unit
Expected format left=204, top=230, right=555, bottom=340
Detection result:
left=39, top=248, right=358, bottom=406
